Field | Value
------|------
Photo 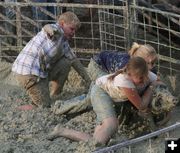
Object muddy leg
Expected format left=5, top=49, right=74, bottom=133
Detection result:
left=49, top=57, right=71, bottom=99
left=16, top=74, right=52, bottom=107
left=47, top=124, right=91, bottom=141
left=49, top=80, right=60, bottom=97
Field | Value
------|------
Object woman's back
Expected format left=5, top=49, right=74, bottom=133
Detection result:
left=94, top=51, right=130, bottom=73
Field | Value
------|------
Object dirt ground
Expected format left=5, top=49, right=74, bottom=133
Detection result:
left=0, top=61, right=180, bottom=153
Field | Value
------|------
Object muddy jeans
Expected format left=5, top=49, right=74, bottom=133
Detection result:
left=15, top=57, right=72, bottom=107
left=91, top=84, right=117, bottom=123
left=15, top=74, right=52, bottom=107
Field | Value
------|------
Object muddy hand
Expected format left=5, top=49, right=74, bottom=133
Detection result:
left=43, top=24, right=54, bottom=38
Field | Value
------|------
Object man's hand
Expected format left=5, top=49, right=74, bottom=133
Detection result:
left=43, top=24, right=62, bottom=40
left=43, top=24, right=54, bottom=37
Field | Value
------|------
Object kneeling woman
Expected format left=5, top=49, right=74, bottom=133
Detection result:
left=48, top=57, right=158, bottom=145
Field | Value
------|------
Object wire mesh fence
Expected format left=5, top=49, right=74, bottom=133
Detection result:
left=0, top=1, right=180, bottom=153
left=1, top=0, right=179, bottom=73
left=129, top=2, right=180, bottom=75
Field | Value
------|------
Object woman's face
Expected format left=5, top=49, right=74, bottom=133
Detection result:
left=144, top=55, right=157, bottom=70
left=128, top=73, right=146, bottom=86
left=131, top=75, right=144, bottom=85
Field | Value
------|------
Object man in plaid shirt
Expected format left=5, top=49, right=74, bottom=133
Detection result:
left=12, top=11, right=91, bottom=108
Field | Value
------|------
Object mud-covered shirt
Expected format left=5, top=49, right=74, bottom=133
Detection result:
left=96, top=72, right=157, bottom=102
left=12, top=23, right=76, bottom=78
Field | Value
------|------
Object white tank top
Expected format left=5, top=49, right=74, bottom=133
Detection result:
left=96, top=72, right=157, bottom=102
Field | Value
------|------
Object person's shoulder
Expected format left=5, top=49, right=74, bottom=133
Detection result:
left=96, top=74, right=110, bottom=85
left=47, top=23, right=63, bottom=33
left=148, top=71, right=157, bottom=81
left=115, top=73, right=129, bottom=82
left=54, top=23, right=63, bottom=30
left=114, top=74, right=135, bottom=88
left=148, top=71, right=157, bottom=76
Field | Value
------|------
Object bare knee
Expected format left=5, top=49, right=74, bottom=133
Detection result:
left=93, top=117, right=119, bottom=145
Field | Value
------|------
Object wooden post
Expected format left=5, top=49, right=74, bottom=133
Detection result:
left=0, top=36, right=1, bottom=61
left=124, top=0, right=130, bottom=51
left=147, top=0, right=153, bottom=32
left=16, top=4, right=22, bottom=47
left=126, top=0, right=137, bottom=50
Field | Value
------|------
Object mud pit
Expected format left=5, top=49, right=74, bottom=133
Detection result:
left=0, top=61, right=180, bottom=153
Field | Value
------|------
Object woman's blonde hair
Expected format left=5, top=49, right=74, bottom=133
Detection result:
left=108, top=57, right=148, bottom=81
left=128, top=42, right=157, bottom=59
left=58, top=11, right=81, bottom=29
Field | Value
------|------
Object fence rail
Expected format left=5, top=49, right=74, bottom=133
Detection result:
left=0, top=1, right=180, bottom=72
left=93, top=122, right=180, bottom=153
left=0, top=1, right=180, bottom=153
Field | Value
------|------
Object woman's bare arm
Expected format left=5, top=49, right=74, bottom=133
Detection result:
left=122, top=87, right=153, bottom=111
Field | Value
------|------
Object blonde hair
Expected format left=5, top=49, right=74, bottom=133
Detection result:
left=108, top=57, right=148, bottom=81
left=128, top=42, right=157, bottom=59
left=58, top=11, right=81, bottom=29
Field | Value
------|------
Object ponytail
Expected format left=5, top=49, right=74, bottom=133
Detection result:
left=128, top=42, right=157, bottom=58
left=128, top=42, right=141, bottom=56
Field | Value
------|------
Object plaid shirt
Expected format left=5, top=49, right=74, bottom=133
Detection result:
left=12, top=23, right=76, bottom=78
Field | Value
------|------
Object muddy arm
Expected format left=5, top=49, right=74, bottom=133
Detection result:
left=71, top=58, right=91, bottom=88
